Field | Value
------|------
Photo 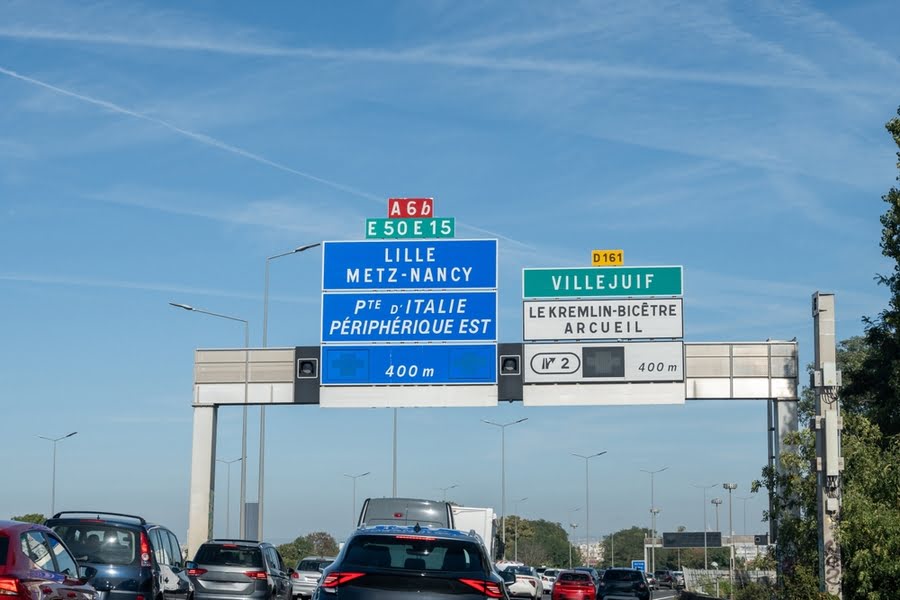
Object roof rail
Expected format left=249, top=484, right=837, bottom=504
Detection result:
left=50, top=511, right=147, bottom=525
left=209, top=538, right=261, bottom=544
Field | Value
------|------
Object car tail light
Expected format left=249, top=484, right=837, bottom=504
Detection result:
left=394, top=535, right=436, bottom=541
left=135, top=596, right=144, bottom=600
left=140, top=531, right=152, bottom=567
left=528, top=579, right=537, bottom=588
left=244, top=571, right=268, bottom=581
left=186, top=568, right=207, bottom=577
left=321, top=572, right=365, bottom=590
left=290, top=572, right=299, bottom=579
left=0, top=577, right=20, bottom=597
left=222, top=544, right=238, bottom=549
left=459, top=579, right=503, bottom=599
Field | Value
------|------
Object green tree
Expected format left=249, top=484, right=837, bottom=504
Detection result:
left=11, top=513, right=46, bottom=524
left=506, top=517, right=577, bottom=567
left=277, top=532, right=339, bottom=569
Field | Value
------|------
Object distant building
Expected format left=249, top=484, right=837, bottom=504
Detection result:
left=577, top=542, right=605, bottom=565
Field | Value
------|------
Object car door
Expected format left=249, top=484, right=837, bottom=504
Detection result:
left=44, top=532, right=96, bottom=600
left=164, top=530, right=191, bottom=600
left=264, top=547, right=289, bottom=600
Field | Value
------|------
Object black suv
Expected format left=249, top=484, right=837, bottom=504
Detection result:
left=597, top=568, right=649, bottom=600
left=315, top=525, right=511, bottom=600
left=186, top=539, right=292, bottom=600
left=46, top=511, right=191, bottom=600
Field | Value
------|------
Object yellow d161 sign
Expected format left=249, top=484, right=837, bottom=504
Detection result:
left=592, top=249, right=623, bottom=266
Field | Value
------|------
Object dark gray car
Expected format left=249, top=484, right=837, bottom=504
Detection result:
left=187, top=540, right=291, bottom=600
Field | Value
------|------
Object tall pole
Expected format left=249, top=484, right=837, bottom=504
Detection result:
left=568, top=523, right=579, bottom=568
left=169, top=303, right=249, bottom=537
left=693, top=483, right=717, bottom=570
left=482, top=418, right=528, bottom=558
left=217, top=458, right=241, bottom=538
left=261, top=242, right=319, bottom=540
left=344, top=472, right=370, bottom=530
left=641, top=466, right=668, bottom=573
left=393, top=409, right=398, bottom=496
left=812, top=292, right=842, bottom=597
left=712, top=498, right=723, bottom=532
left=723, top=483, right=737, bottom=599
left=739, top=496, right=754, bottom=535
left=572, top=452, right=606, bottom=565
left=514, top=497, right=527, bottom=562
left=39, top=432, right=78, bottom=516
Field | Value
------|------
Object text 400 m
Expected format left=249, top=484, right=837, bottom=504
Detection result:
left=638, top=362, right=679, bottom=373
left=384, top=364, right=435, bottom=378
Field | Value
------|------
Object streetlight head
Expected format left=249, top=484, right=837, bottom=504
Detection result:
left=296, top=242, right=322, bottom=253
left=723, top=482, right=738, bottom=490
left=514, top=417, right=528, bottom=425
left=169, top=302, right=194, bottom=311
left=65, top=431, right=78, bottom=439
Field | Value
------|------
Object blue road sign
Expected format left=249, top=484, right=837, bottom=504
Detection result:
left=321, top=344, right=497, bottom=385
left=322, top=239, right=498, bottom=291
left=322, top=291, right=497, bottom=343
left=631, top=560, right=646, bottom=572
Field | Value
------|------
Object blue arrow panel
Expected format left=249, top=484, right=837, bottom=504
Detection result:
left=321, top=344, right=497, bottom=385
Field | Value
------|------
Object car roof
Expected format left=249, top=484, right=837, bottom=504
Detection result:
left=46, top=513, right=162, bottom=529
left=353, top=525, right=479, bottom=541
left=205, top=539, right=267, bottom=547
left=0, top=520, right=53, bottom=535
left=299, top=556, right=336, bottom=561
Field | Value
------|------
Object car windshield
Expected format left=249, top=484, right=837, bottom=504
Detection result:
left=297, top=559, right=333, bottom=572
left=505, top=566, right=534, bottom=575
left=195, top=544, right=263, bottom=567
left=51, top=524, right=138, bottom=566
left=342, top=535, right=483, bottom=572
left=604, top=570, right=642, bottom=582
left=558, top=572, right=591, bottom=583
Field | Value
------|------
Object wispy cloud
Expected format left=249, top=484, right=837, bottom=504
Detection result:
left=0, top=272, right=316, bottom=303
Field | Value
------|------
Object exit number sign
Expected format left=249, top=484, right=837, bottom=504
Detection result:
left=389, top=198, right=433, bottom=218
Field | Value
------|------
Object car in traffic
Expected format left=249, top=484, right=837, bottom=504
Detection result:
left=643, top=572, right=657, bottom=591
left=540, top=568, right=561, bottom=593
left=291, top=556, right=335, bottom=599
left=550, top=570, right=595, bottom=600
left=671, top=571, right=685, bottom=589
left=652, top=570, right=672, bottom=588
left=597, top=568, right=649, bottom=600
left=0, top=519, right=98, bottom=600
left=501, top=565, right=543, bottom=599
left=313, top=524, right=510, bottom=600
left=186, top=539, right=292, bottom=600
left=46, top=511, right=190, bottom=600
left=571, top=568, right=600, bottom=594
left=357, top=498, right=454, bottom=529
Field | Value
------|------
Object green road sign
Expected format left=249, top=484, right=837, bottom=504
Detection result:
left=523, top=266, right=682, bottom=298
left=366, top=217, right=455, bottom=239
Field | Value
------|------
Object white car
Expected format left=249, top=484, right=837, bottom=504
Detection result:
left=502, top=565, right=544, bottom=599
left=540, top=569, right=561, bottom=593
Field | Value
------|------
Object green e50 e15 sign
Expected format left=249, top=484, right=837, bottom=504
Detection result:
left=366, top=217, right=454, bottom=239
left=523, top=266, right=682, bottom=298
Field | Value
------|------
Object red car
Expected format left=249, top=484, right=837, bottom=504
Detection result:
left=0, top=520, right=97, bottom=600
left=551, top=570, right=596, bottom=600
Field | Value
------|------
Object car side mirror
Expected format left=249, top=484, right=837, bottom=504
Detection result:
left=78, top=565, right=97, bottom=583
left=500, top=571, right=516, bottom=584
left=185, top=561, right=198, bottom=571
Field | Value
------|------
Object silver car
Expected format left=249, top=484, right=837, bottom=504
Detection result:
left=289, top=556, right=334, bottom=599
left=186, top=540, right=291, bottom=600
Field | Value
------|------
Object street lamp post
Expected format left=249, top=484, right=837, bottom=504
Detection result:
left=711, top=498, right=723, bottom=532
left=572, top=452, right=607, bottom=565
left=568, top=523, right=579, bottom=568
left=170, top=302, right=250, bottom=537
left=437, top=484, right=459, bottom=502
left=692, top=483, right=718, bottom=571
left=514, top=497, right=528, bottom=562
left=640, top=466, right=668, bottom=573
left=738, top=495, right=755, bottom=535
left=261, top=242, right=320, bottom=540
left=38, top=432, right=77, bottom=515
left=216, top=457, right=242, bottom=538
left=344, top=471, right=370, bottom=530
left=723, top=483, right=738, bottom=598
left=482, top=418, right=528, bottom=558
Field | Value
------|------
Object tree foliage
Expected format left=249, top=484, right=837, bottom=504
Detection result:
left=277, top=531, right=340, bottom=569
left=506, top=517, right=580, bottom=567
left=11, top=513, right=46, bottom=524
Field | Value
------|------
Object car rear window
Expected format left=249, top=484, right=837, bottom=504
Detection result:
left=342, top=535, right=483, bottom=573
left=51, top=523, right=138, bottom=566
left=297, top=559, right=332, bottom=572
left=604, top=570, right=642, bottom=582
left=0, top=536, right=8, bottom=566
left=195, top=545, right=263, bottom=567
left=505, top=566, right=534, bottom=576
left=558, top=572, right=591, bottom=583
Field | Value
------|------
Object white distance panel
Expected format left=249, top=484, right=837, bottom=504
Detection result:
left=523, top=298, right=683, bottom=341
left=524, top=341, right=684, bottom=384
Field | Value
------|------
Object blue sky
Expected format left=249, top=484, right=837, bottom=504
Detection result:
left=2, top=0, right=899, bottom=547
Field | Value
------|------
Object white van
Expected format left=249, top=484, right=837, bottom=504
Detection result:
left=357, top=497, right=454, bottom=529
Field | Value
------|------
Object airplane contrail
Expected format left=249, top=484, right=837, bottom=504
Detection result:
left=0, top=64, right=382, bottom=202
left=0, top=64, right=534, bottom=248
